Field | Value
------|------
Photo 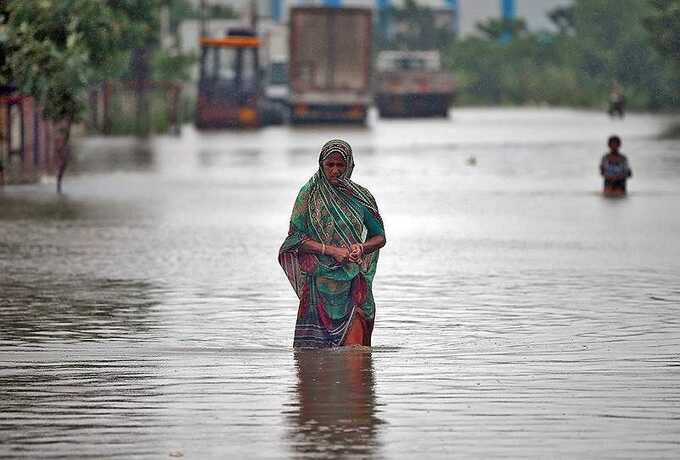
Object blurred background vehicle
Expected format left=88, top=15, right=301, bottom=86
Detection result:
left=261, top=24, right=290, bottom=122
left=288, top=7, right=373, bottom=125
left=375, top=50, right=456, bottom=118
left=195, top=28, right=285, bottom=129
left=195, top=28, right=261, bottom=129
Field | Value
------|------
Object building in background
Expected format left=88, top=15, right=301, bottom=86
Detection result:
left=0, top=88, right=58, bottom=185
left=185, top=0, right=572, bottom=35
left=456, top=0, right=572, bottom=36
left=178, top=0, right=573, bottom=87
left=180, top=1, right=575, bottom=56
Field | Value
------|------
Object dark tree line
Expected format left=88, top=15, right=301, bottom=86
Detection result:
left=377, top=0, right=680, bottom=110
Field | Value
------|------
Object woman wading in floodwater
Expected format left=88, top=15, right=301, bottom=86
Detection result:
left=279, top=140, right=386, bottom=348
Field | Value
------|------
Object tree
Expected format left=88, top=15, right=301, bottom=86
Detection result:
left=444, top=0, right=677, bottom=109
left=476, top=17, right=528, bottom=41
left=377, top=0, right=453, bottom=52
left=568, top=0, right=675, bottom=107
left=0, top=3, right=10, bottom=86
left=548, top=5, right=575, bottom=35
left=644, top=0, right=680, bottom=65
left=0, top=0, right=159, bottom=192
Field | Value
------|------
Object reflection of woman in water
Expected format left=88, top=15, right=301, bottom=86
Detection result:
left=287, top=350, right=382, bottom=456
left=279, top=139, right=386, bottom=348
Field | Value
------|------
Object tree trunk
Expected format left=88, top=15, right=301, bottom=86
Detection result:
left=102, top=81, right=112, bottom=135
left=132, top=48, right=151, bottom=137
left=55, top=117, right=72, bottom=194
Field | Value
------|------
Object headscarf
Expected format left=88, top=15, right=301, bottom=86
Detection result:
left=311, top=139, right=381, bottom=246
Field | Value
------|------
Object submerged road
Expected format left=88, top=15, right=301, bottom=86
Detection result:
left=1, top=108, right=679, bottom=458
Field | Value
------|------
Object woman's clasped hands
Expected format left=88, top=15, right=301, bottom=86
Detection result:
left=348, top=243, right=364, bottom=264
left=326, top=243, right=364, bottom=265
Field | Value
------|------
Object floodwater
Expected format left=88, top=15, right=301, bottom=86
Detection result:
left=1, top=108, right=679, bottom=459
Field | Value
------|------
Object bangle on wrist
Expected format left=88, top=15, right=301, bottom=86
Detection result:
left=321, top=243, right=326, bottom=255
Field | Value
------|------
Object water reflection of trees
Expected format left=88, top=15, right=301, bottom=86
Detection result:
left=198, top=148, right=263, bottom=168
left=0, top=195, right=86, bottom=220
left=71, top=142, right=154, bottom=173
left=0, top=193, right=142, bottom=221
left=0, top=277, right=160, bottom=343
left=286, top=349, right=384, bottom=458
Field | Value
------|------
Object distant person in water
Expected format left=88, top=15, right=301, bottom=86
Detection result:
left=600, top=135, right=632, bottom=196
left=279, top=139, right=386, bottom=348
left=608, top=82, right=625, bottom=118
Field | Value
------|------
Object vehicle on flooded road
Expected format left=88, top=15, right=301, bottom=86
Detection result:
left=288, top=7, right=372, bottom=125
left=375, top=51, right=455, bottom=118
left=195, top=29, right=284, bottom=129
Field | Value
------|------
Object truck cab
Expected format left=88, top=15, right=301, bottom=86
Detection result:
left=195, top=29, right=261, bottom=129
left=375, top=50, right=455, bottom=118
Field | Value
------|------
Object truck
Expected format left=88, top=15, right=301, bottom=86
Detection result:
left=195, top=28, right=284, bottom=129
left=375, top=51, right=455, bottom=118
left=288, top=7, right=372, bottom=124
left=261, top=24, right=290, bottom=116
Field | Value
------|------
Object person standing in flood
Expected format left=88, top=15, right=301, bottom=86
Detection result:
left=279, top=139, right=386, bottom=348
left=600, top=135, right=632, bottom=196
left=608, top=82, right=626, bottom=118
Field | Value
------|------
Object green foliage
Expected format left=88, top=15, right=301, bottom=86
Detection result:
left=644, top=0, right=680, bottom=92
left=151, top=50, right=196, bottom=83
left=645, top=0, right=680, bottom=61
left=376, top=0, right=454, bottom=51
left=105, top=89, right=180, bottom=135
left=166, top=0, right=197, bottom=33
left=203, top=4, right=238, bottom=19
left=166, top=0, right=236, bottom=27
left=0, top=3, right=9, bottom=84
left=476, top=17, right=528, bottom=41
left=445, top=0, right=680, bottom=109
left=1, top=0, right=160, bottom=121
left=547, top=5, right=575, bottom=35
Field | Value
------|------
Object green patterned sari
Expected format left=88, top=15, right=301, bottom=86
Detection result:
left=279, top=140, right=385, bottom=348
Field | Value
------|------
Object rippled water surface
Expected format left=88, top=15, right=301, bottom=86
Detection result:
left=2, top=109, right=680, bottom=458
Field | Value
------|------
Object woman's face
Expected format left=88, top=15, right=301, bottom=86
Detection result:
left=322, top=153, right=347, bottom=184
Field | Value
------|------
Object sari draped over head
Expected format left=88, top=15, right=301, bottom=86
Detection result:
left=279, top=139, right=385, bottom=348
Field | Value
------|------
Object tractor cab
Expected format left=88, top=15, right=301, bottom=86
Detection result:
left=196, top=28, right=261, bottom=128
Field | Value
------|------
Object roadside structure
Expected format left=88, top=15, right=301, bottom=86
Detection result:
left=0, top=86, right=56, bottom=185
